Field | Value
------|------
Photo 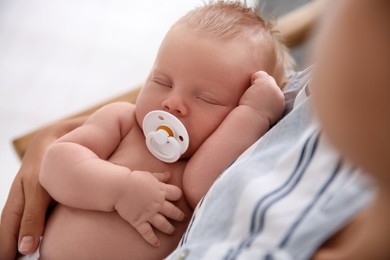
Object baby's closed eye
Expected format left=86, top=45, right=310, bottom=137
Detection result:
left=196, top=94, right=223, bottom=106
left=153, top=78, right=172, bottom=88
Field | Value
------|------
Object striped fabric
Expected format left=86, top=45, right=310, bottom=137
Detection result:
left=167, top=68, right=374, bottom=260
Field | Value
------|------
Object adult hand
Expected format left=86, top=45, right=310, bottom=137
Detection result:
left=0, top=134, right=53, bottom=258
left=0, top=117, right=85, bottom=258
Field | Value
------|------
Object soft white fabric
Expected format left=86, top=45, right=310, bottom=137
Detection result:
left=167, top=68, right=374, bottom=260
left=19, top=69, right=374, bottom=260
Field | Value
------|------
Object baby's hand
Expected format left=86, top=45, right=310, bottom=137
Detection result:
left=114, top=171, right=184, bottom=247
left=240, top=71, right=285, bottom=125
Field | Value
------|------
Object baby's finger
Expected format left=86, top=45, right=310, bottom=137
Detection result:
left=150, top=213, right=175, bottom=235
left=151, top=172, right=170, bottom=183
left=251, top=70, right=270, bottom=83
left=135, top=222, right=160, bottom=247
left=160, top=201, right=185, bottom=221
left=164, top=184, right=182, bottom=201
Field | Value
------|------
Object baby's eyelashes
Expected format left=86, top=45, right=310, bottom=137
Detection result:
left=152, top=77, right=173, bottom=88
left=196, top=95, right=223, bottom=106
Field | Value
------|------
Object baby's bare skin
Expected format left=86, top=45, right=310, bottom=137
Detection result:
left=40, top=122, right=192, bottom=259
left=0, top=3, right=288, bottom=259
left=39, top=69, right=283, bottom=259
left=37, top=4, right=285, bottom=258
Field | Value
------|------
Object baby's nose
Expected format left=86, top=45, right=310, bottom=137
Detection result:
left=162, top=95, right=187, bottom=116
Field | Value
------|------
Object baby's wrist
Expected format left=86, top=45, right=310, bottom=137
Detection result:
left=113, top=168, right=133, bottom=211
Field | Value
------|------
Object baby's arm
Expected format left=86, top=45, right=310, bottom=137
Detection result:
left=40, top=102, right=136, bottom=211
left=39, top=102, right=184, bottom=246
left=183, top=71, right=285, bottom=208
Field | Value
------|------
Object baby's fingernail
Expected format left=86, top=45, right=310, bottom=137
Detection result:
left=19, top=236, right=35, bottom=252
left=168, top=226, right=175, bottom=234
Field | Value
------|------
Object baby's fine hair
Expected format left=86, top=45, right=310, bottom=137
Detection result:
left=176, top=0, right=294, bottom=87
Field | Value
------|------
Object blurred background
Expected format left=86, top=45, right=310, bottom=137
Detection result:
left=0, top=0, right=309, bottom=209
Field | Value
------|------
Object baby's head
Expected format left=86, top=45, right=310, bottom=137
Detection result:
left=136, top=1, right=292, bottom=158
left=175, top=0, right=293, bottom=87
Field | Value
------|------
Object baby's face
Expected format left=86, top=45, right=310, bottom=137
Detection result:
left=136, top=23, right=268, bottom=158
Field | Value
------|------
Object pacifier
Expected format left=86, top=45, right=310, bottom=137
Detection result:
left=142, top=110, right=189, bottom=163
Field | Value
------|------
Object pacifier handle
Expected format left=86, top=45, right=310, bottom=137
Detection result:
left=152, top=129, right=169, bottom=145
left=146, top=133, right=181, bottom=163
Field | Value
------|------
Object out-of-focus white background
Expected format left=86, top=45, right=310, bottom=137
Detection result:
left=0, top=0, right=260, bottom=210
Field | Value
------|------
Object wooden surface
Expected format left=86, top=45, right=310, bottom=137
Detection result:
left=12, top=0, right=324, bottom=159
left=13, top=87, right=141, bottom=159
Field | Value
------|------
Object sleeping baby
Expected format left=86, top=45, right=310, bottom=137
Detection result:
left=27, top=1, right=291, bottom=259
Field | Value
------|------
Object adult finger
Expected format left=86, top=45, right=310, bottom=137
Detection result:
left=0, top=177, right=25, bottom=259
left=18, top=180, right=52, bottom=255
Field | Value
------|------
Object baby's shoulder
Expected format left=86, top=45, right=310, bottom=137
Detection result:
left=100, top=101, right=136, bottom=114
left=91, top=102, right=136, bottom=122
left=85, top=102, right=137, bottom=136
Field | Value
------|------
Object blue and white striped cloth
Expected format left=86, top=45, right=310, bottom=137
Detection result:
left=167, top=68, right=374, bottom=260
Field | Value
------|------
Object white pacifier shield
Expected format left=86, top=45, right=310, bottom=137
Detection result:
left=143, top=110, right=189, bottom=163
